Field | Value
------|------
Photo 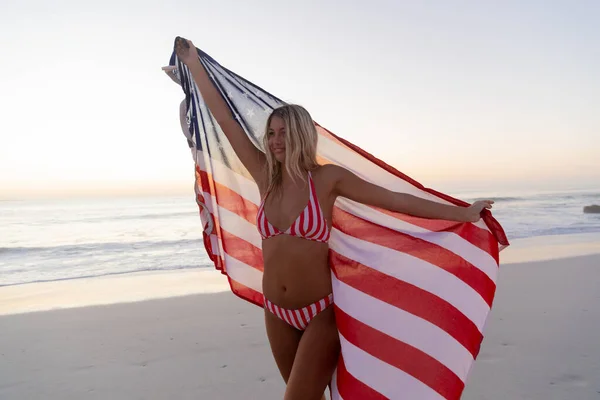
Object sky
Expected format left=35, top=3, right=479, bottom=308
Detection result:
left=0, top=0, right=598, bottom=199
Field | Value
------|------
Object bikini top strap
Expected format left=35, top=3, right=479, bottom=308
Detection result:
left=307, top=171, right=318, bottom=200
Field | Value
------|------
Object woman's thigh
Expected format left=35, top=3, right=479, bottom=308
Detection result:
left=264, top=310, right=303, bottom=383
left=284, top=306, right=340, bottom=400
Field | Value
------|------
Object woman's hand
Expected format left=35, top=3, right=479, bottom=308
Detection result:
left=465, top=200, right=494, bottom=222
left=174, top=36, right=200, bottom=66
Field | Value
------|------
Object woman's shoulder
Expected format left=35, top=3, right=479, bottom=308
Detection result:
left=312, top=164, right=347, bottom=189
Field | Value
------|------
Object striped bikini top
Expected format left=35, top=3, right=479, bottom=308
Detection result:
left=256, top=172, right=330, bottom=243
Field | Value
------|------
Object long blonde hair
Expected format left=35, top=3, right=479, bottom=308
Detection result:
left=262, top=104, right=320, bottom=196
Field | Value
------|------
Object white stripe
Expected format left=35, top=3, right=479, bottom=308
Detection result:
left=313, top=207, right=327, bottom=240
left=319, top=299, right=326, bottom=311
left=310, top=303, right=317, bottom=316
left=214, top=203, right=262, bottom=249
left=317, top=129, right=450, bottom=204
left=198, top=190, right=258, bottom=245
left=334, top=277, right=474, bottom=381
left=209, top=234, right=220, bottom=256
left=302, top=207, right=310, bottom=234
left=199, top=190, right=262, bottom=252
left=302, top=307, right=311, bottom=322
left=274, top=305, right=284, bottom=321
left=281, top=309, right=292, bottom=326
left=339, top=333, right=445, bottom=400
left=330, top=368, right=343, bottom=400
left=335, top=198, right=499, bottom=281
left=330, top=229, right=490, bottom=331
left=305, top=182, right=319, bottom=237
left=294, top=310, right=306, bottom=330
left=193, top=149, right=260, bottom=205
left=317, top=127, right=495, bottom=237
left=224, top=254, right=263, bottom=294
left=289, top=310, right=300, bottom=329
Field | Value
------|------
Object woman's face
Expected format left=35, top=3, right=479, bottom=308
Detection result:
left=267, top=116, right=286, bottom=163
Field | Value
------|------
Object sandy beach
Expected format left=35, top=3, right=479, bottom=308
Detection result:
left=1, top=235, right=599, bottom=399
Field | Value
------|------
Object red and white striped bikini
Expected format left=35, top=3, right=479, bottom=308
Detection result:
left=257, top=171, right=333, bottom=331
left=264, top=293, right=334, bottom=331
left=256, top=171, right=330, bottom=243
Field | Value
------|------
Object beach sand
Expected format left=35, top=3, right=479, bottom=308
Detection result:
left=1, top=236, right=599, bottom=399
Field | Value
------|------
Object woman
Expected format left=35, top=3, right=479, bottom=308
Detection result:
left=174, top=37, right=493, bottom=400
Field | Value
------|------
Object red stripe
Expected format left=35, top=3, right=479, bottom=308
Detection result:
left=335, top=353, right=387, bottom=400
left=336, top=307, right=465, bottom=400
left=220, top=229, right=264, bottom=272
left=330, top=251, right=483, bottom=357
left=297, top=211, right=306, bottom=236
left=292, top=310, right=303, bottom=330
left=374, top=206, right=500, bottom=261
left=333, top=209, right=497, bottom=306
left=307, top=193, right=317, bottom=236
left=298, top=308, right=309, bottom=328
left=226, top=274, right=264, bottom=308
left=314, top=199, right=328, bottom=241
left=289, top=214, right=297, bottom=235
left=196, top=168, right=258, bottom=224
left=315, top=298, right=323, bottom=314
left=287, top=309, right=298, bottom=330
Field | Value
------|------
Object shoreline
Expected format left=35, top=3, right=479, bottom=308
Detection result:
left=2, top=232, right=600, bottom=316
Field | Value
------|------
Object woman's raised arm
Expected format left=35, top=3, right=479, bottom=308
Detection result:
left=175, top=37, right=266, bottom=184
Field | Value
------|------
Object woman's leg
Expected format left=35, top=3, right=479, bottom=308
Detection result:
left=283, top=306, right=340, bottom=400
left=264, top=309, right=303, bottom=383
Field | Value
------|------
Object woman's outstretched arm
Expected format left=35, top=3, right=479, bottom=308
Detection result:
left=175, top=37, right=266, bottom=185
left=327, top=165, right=492, bottom=222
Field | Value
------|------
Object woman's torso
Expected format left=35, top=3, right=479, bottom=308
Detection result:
left=258, top=167, right=336, bottom=308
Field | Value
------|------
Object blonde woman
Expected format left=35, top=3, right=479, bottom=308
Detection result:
left=174, top=37, right=493, bottom=400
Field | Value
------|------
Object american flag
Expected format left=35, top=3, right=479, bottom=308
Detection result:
left=166, top=46, right=509, bottom=400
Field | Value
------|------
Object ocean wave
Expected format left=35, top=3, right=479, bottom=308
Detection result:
left=0, top=263, right=211, bottom=287
left=0, top=238, right=202, bottom=256
left=510, top=225, right=600, bottom=239
left=28, top=211, right=199, bottom=225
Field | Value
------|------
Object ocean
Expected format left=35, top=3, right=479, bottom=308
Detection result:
left=1, top=188, right=599, bottom=286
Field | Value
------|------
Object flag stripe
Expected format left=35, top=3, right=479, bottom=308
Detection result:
left=332, top=208, right=497, bottom=306
left=339, top=333, right=446, bottom=399
left=336, top=306, right=465, bottom=399
left=316, top=125, right=509, bottom=247
left=335, top=199, right=499, bottom=272
left=331, top=251, right=483, bottom=357
left=196, top=169, right=259, bottom=224
left=334, top=354, right=387, bottom=400
left=220, top=229, right=264, bottom=272
left=333, top=277, right=474, bottom=381
left=330, top=229, right=491, bottom=331
left=223, top=253, right=263, bottom=294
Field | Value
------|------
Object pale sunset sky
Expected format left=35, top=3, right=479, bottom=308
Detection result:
left=0, top=0, right=598, bottom=199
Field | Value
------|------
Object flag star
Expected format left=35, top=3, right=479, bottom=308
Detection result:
left=241, top=92, right=249, bottom=99
left=263, top=107, right=271, bottom=114
left=254, top=90, right=261, bottom=98
left=226, top=90, right=233, bottom=98
left=245, top=109, right=255, bottom=118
